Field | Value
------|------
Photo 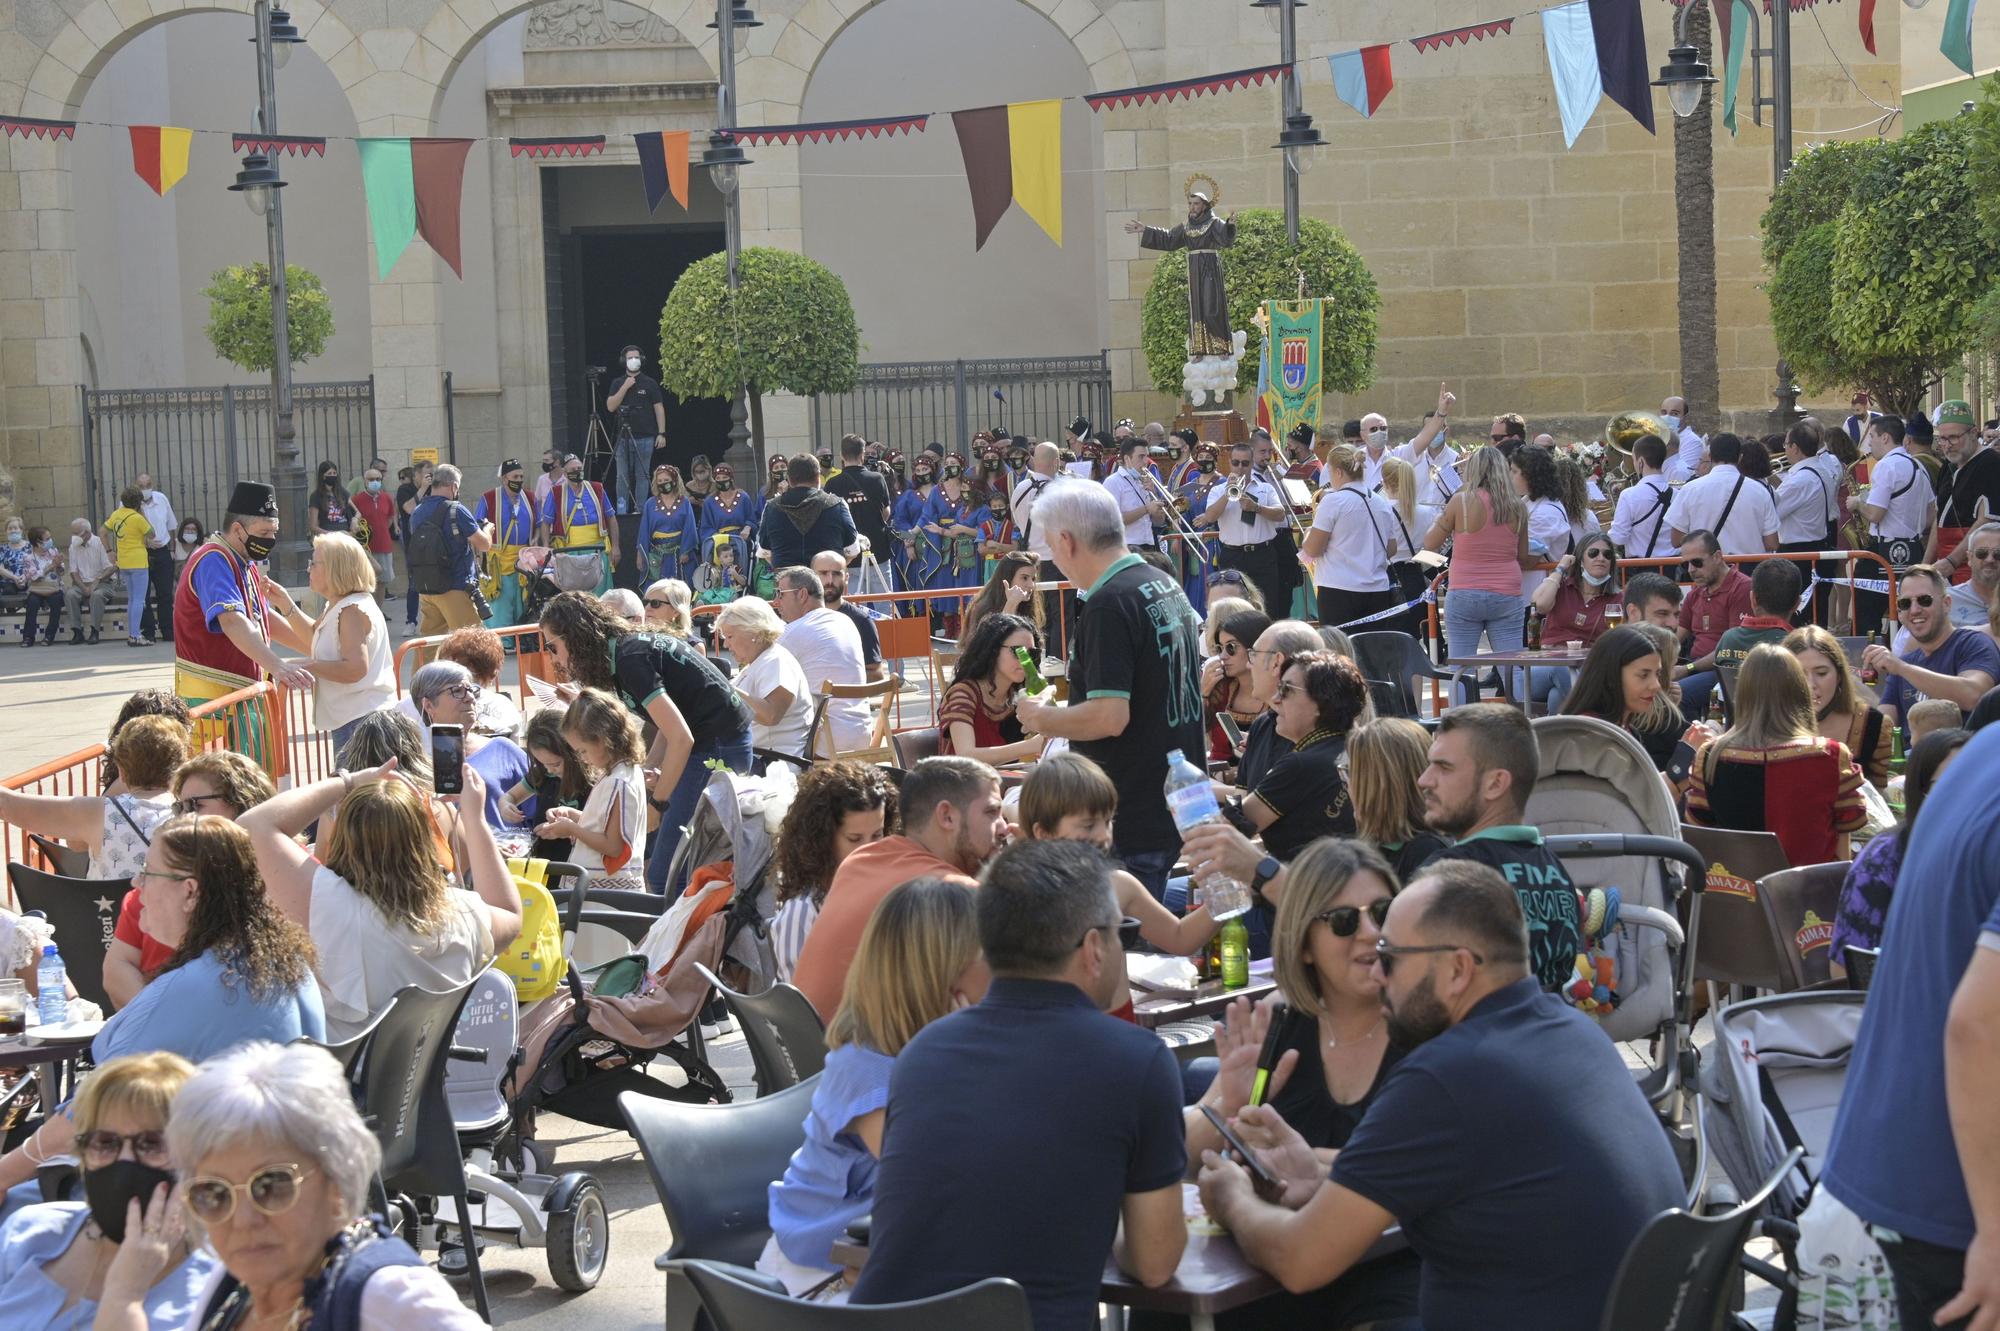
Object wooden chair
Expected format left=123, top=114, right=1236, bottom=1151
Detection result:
left=813, top=674, right=903, bottom=766
left=873, top=616, right=932, bottom=725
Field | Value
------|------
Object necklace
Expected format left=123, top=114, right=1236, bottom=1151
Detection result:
left=1324, top=1016, right=1385, bottom=1050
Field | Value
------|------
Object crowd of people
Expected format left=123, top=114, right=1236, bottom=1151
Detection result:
left=5, top=382, right=2000, bottom=1331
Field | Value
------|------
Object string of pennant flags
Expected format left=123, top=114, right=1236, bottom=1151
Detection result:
left=0, top=0, right=1930, bottom=270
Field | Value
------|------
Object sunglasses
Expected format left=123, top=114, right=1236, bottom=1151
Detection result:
left=1075, top=917, right=1143, bottom=950
left=1897, top=593, right=1936, bottom=611
left=184, top=1163, right=317, bottom=1225
left=1220, top=640, right=1244, bottom=657
left=80, top=1129, right=169, bottom=1167
left=1971, top=549, right=2000, bottom=562
left=1582, top=548, right=1612, bottom=560
left=1375, top=940, right=1485, bottom=976
left=1314, top=898, right=1392, bottom=938
left=173, top=793, right=224, bottom=816
left=1208, top=570, right=1248, bottom=589
left=1273, top=680, right=1303, bottom=701
left=644, top=598, right=671, bottom=609
left=1229, top=460, right=1251, bottom=469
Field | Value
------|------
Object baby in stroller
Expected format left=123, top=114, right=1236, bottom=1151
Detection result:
left=695, top=532, right=749, bottom=607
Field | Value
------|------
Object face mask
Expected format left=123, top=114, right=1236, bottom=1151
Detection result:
left=626, top=358, right=641, bottom=372
left=566, top=472, right=582, bottom=483
left=6, top=532, right=22, bottom=546
left=322, top=475, right=339, bottom=488
left=242, top=531, right=277, bottom=561
left=366, top=479, right=383, bottom=492
left=542, top=461, right=554, bottom=473
left=38, top=539, right=52, bottom=550
left=1659, top=414, right=1680, bottom=431
left=1367, top=429, right=1389, bottom=447
left=506, top=478, right=524, bottom=492
left=182, top=528, right=200, bottom=542
left=85, top=1158, right=175, bottom=1243
left=1581, top=569, right=1612, bottom=587
left=1199, top=460, right=1215, bottom=473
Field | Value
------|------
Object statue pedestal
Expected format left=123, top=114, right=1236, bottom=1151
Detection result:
left=1174, top=405, right=1248, bottom=448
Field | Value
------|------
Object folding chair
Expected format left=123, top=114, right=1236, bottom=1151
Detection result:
left=873, top=616, right=932, bottom=725
left=813, top=675, right=903, bottom=766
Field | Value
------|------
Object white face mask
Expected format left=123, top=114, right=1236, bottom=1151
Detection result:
left=1367, top=428, right=1389, bottom=447
left=1581, top=569, right=1612, bottom=587
left=626, top=357, right=641, bottom=372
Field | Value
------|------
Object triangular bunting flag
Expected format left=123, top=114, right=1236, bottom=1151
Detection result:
left=1715, top=0, right=1753, bottom=133
left=129, top=125, right=192, bottom=195
left=232, top=133, right=326, bottom=156
left=1085, top=63, right=1287, bottom=111
left=953, top=105, right=1014, bottom=251
left=1328, top=45, right=1395, bottom=118
left=731, top=115, right=928, bottom=144
left=1588, top=0, right=1655, bottom=134
left=508, top=136, right=605, bottom=158
left=356, top=138, right=418, bottom=280
left=411, top=137, right=474, bottom=278
left=1543, top=1, right=1604, bottom=148
left=1007, top=100, right=1062, bottom=247
left=1408, top=19, right=1515, bottom=52
left=633, top=130, right=691, bottom=213
left=1943, top=0, right=1977, bottom=74
left=0, top=114, right=76, bottom=140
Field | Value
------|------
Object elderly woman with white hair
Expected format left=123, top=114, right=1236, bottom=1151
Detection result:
left=716, top=594, right=814, bottom=763
left=600, top=586, right=645, bottom=620
left=94, top=1042, right=486, bottom=1331
left=405, top=659, right=530, bottom=829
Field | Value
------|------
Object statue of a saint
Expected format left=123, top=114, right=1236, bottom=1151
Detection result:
left=1127, top=178, right=1237, bottom=360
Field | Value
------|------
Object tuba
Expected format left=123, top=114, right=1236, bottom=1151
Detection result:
left=1604, top=410, right=1671, bottom=489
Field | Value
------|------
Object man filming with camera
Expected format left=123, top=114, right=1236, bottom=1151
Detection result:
left=604, top=344, right=665, bottom=517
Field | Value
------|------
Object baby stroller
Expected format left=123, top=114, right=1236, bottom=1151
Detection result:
left=515, top=545, right=564, bottom=624
left=1524, top=717, right=1705, bottom=1137
left=693, top=531, right=752, bottom=607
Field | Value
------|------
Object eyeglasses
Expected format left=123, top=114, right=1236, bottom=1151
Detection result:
left=1897, top=593, right=1936, bottom=611
left=130, top=867, right=189, bottom=885
left=1314, top=898, right=1392, bottom=938
left=1229, top=460, right=1251, bottom=469
left=1074, top=918, right=1142, bottom=950
left=1272, top=680, right=1303, bottom=701
left=1220, top=640, right=1244, bottom=657
left=1374, top=939, right=1486, bottom=977
left=1207, top=570, right=1248, bottom=589
left=80, top=1129, right=170, bottom=1167
left=1244, top=646, right=1277, bottom=662
left=1684, top=556, right=1708, bottom=569
left=173, top=793, right=224, bottom=816
left=1972, top=549, right=2000, bottom=562
left=444, top=682, right=481, bottom=700
left=184, top=1163, right=317, bottom=1225
left=644, top=598, right=672, bottom=609
left=1582, top=548, right=1612, bottom=560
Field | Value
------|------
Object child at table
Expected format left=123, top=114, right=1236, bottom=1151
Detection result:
left=535, top=689, right=646, bottom=891
left=1018, top=753, right=1220, bottom=957
left=760, top=878, right=988, bottom=1298
left=500, top=709, right=590, bottom=863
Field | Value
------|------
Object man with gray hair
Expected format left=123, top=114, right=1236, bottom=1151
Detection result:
left=772, top=564, right=868, bottom=754
left=1015, top=480, right=1204, bottom=898
left=1010, top=441, right=1071, bottom=651
left=64, top=515, right=112, bottom=644
left=407, top=461, right=494, bottom=636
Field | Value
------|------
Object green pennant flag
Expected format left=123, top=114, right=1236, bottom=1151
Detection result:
left=1942, top=0, right=1978, bottom=75
left=1717, top=0, right=1753, bottom=135
left=357, top=137, right=417, bottom=280
left=1261, top=299, right=1324, bottom=447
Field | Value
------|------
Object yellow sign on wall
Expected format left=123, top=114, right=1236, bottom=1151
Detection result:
left=411, top=447, right=439, bottom=465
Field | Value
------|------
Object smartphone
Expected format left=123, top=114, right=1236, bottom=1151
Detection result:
left=431, top=724, right=465, bottom=796
left=1198, top=1103, right=1278, bottom=1189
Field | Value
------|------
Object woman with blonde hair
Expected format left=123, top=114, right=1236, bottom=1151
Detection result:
left=294, top=531, right=394, bottom=751
left=1687, top=643, right=1867, bottom=865
left=643, top=577, right=696, bottom=639
left=715, top=594, right=814, bottom=763
left=240, top=760, right=523, bottom=1040
left=0, top=1052, right=215, bottom=1326
left=1425, top=445, right=1531, bottom=702
left=1785, top=624, right=1895, bottom=787
left=1377, top=456, right=1437, bottom=553
left=1300, top=444, right=1403, bottom=630
left=760, top=877, right=987, bottom=1296
left=1347, top=718, right=1447, bottom=881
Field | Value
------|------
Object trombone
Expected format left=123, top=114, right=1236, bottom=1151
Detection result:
left=1124, top=461, right=1213, bottom=567
left=1254, top=458, right=1313, bottom=544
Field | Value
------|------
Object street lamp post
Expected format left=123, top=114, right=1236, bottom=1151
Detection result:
left=704, top=0, right=758, bottom=470
left=230, top=1, right=308, bottom=583
left=1255, top=0, right=1322, bottom=245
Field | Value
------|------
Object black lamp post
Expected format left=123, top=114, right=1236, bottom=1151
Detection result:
left=703, top=1, right=757, bottom=468
left=1651, top=43, right=1717, bottom=120
left=1251, top=0, right=1320, bottom=245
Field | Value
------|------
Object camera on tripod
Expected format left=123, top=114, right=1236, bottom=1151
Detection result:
left=585, top=365, right=608, bottom=380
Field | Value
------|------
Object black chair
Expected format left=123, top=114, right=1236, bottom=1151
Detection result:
left=1364, top=678, right=1411, bottom=720
left=1596, top=1147, right=1803, bottom=1330
left=1350, top=630, right=1453, bottom=725
left=27, top=834, right=88, bottom=880
left=619, top=1077, right=820, bottom=1267
left=1845, top=946, right=1880, bottom=991
left=696, top=963, right=827, bottom=1096
left=354, top=979, right=491, bottom=1323
left=672, top=1258, right=1032, bottom=1330
left=7, top=862, right=130, bottom=1013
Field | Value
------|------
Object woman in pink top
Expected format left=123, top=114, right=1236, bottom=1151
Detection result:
left=1424, top=446, right=1531, bottom=703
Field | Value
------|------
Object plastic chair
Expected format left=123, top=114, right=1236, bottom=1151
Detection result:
left=6, top=863, right=129, bottom=1014
left=890, top=727, right=940, bottom=770
left=27, top=834, right=88, bottom=880
left=814, top=675, right=904, bottom=766
left=696, top=962, right=827, bottom=1096
left=1716, top=661, right=1740, bottom=725
left=1678, top=824, right=1796, bottom=994
left=1596, top=1147, right=1804, bottom=1331
left=1845, top=946, right=1880, bottom=991
left=1758, top=862, right=1850, bottom=990
left=671, top=1258, right=1033, bottom=1330
left=354, top=978, right=491, bottom=1323
left=618, top=1075, right=820, bottom=1266
left=1349, top=630, right=1454, bottom=723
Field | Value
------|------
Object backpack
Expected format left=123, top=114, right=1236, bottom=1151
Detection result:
left=497, top=859, right=569, bottom=1002
left=405, top=501, right=457, bottom=595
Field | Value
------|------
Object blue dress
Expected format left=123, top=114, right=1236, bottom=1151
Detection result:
left=891, top=485, right=934, bottom=595
left=702, top=489, right=758, bottom=544
left=0, top=1203, right=217, bottom=1328
left=920, top=489, right=980, bottom=593
left=639, top=497, right=699, bottom=582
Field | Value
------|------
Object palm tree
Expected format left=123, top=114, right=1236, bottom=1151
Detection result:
left=1672, top=0, right=1721, bottom=430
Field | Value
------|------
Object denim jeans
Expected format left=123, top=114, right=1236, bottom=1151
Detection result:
left=1443, top=588, right=1523, bottom=704
left=1680, top=669, right=1720, bottom=722
left=1119, top=847, right=1177, bottom=903
left=1525, top=665, right=1576, bottom=714
left=650, top=731, right=753, bottom=896
left=614, top=428, right=651, bottom=516
left=121, top=567, right=150, bottom=642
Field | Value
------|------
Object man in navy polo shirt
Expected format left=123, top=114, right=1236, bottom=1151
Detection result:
left=851, top=840, right=1187, bottom=1329
left=1200, top=860, right=1684, bottom=1330
left=1822, top=722, right=2000, bottom=1329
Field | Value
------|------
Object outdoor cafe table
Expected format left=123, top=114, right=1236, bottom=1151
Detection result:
left=0, top=1023, right=101, bottom=1115
left=1130, top=977, right=1276, bottom=1031
left=1446, top=645, right=1594, bottom=705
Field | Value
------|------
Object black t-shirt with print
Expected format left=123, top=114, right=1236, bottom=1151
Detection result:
left=1422, top=826, right=1581, bottom=992
left=611, top=632, right=749, bottom=745
left=612, top=372, right=664, bottom=438
left=824, top=466, right=894, bottom=561
left=1067, top=554, right=1206, bottom=854
left=1250, top=732, right=1356, bottom=861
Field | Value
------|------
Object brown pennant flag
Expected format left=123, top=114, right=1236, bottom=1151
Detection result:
left=411, top=137, right=475, bottom=278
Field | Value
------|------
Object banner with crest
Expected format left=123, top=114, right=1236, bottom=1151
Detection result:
left=1260, top=299, right=1324, bottom=446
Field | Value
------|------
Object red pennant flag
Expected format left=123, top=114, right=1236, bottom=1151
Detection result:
left=128, top=125, right=193, bottom=195
left=1408, top=18, right=1516, bottom=52
left=1859, top=0, right=1877, bottom=53
left=232, top=133, right=327, bottom=156
left=410, top=137, right=474, bottom=278
left=508, top=136, right=606, bottom=158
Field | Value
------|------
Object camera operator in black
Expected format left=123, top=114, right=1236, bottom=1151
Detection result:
left=604, top=344, right=665, bottom=518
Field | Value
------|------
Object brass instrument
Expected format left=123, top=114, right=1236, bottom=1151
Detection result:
left=1605, top=410, right=1671, bottom=465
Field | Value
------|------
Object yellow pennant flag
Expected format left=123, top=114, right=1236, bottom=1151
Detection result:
left=1006, top=99, right=1062, bottom=247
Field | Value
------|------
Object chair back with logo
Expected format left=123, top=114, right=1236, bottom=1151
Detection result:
left=1757, top=862, right=1849, bottom=990
left=1678, top=824, right=1794, bottom=992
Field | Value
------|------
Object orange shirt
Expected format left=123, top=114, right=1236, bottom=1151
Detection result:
left=790, top=836, right=975, bottom=1020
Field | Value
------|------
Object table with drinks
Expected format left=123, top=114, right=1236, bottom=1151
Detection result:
left=0, top=977, right=101, bottom=1115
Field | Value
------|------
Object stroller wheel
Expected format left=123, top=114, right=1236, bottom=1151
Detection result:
left=521, top=1136, right=554, bottom=1176
left=546, top=1175, right=609, bottom=1292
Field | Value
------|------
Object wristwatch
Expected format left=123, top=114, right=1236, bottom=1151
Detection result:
left=1249, top=854, right=1282, bottom=907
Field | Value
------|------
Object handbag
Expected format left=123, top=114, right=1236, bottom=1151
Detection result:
left=549, top=550, right=604, bottom=591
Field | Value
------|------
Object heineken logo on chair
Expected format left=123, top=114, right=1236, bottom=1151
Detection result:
left=1260, top=299, right=1324, bottom=444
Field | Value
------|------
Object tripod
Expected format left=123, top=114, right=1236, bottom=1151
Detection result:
left=579, top=367, right=616, bottom=478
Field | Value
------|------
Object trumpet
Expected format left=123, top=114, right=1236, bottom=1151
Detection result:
left=1226, top=476, right=1247, bottom=503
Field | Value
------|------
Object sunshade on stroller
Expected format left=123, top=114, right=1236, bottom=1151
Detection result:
left=1525, top=716, right=1703, bottom=1107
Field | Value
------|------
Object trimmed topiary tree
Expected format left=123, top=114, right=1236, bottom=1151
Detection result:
left=1139, top=208, right=1378, bottom=401
left=202, top=263, right=334, bottom=374
left=657, top=247, right=861, bottom=456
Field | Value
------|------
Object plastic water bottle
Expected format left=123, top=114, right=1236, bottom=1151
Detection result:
left=35, top=945, right=65, bottom=1027
left=1164, top=748, right=1252, bottom=920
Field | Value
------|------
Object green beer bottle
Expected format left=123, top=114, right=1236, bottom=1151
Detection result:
left=1015, top=646, right=1048, bottom=695
left=1220, top=917, right=1250, bottom=989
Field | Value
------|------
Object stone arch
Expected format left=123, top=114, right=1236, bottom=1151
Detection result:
left=797, top=0, right=1137, bottom=99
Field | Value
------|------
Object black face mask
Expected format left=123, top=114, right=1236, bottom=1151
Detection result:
left=566, top=472, right=583, bottom=483
left=1199, top=460, right=1216, bottom=473
left=542, top=461, right=555, bottom=473
left=241, top=531, right=278, bottom=561
left=85, top=1158, right=175, bottom=1243
left=506, top=478, right=524, bottom=492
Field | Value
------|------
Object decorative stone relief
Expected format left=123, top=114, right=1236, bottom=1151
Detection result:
left=525, top=0, right=685, bottom=48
